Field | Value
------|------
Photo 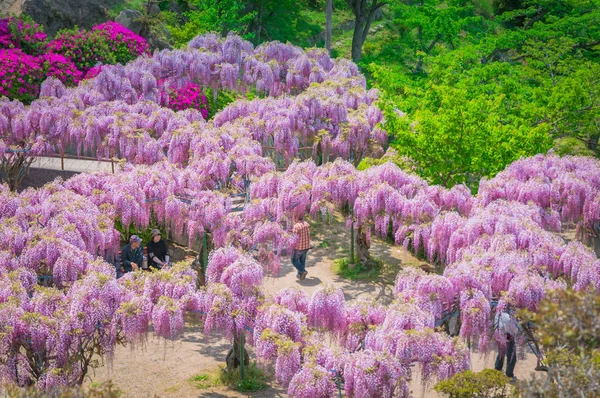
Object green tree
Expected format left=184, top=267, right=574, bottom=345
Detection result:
left=377, top=77, right=551, bottom=189
left=383, top=0, right=486, bottom=73
left=346, top=0, right=388, bottom=61
left=168, top=0, right=256, bottom=43
left=167, top=0, right=321, bottom=47
left=367, top=0, right=600, bottom=189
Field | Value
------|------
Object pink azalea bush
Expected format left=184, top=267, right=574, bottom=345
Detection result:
left=47, top=22, right=148, bottom=74
left=40, top=53, right=82, bottom=86
left=0, top=49, right=43, bottom=103
left=0, top=16, right=47, bottom=55
left=0, top=50, right=81, bottom=103
left=92, top=21, right=149, bottom=64
left=0, top=17, right=148, bottom=102
left=46, top=28, right=117, bottom=73
left=83, top=64, right=105, bottom=80
left=159, top=80, right=209, bottom=119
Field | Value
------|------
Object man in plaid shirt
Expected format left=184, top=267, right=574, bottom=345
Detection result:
left=292, top=215, right=311, bottom=280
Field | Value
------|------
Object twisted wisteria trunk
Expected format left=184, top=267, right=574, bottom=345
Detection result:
left=326, top=0, right=333, bottom=53
left=1, top=152, right=33, bottom=191
left=191, top=255, right=205, bottom=289
left=226, top=332, right=249, bottom=371
left=355, top=225, right=376, bottom=269
left=191, top=232, right=214, bottom=288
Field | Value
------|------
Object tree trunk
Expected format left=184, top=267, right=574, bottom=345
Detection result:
left=254, top=2, right=263, bottom=44
left=226, top=333, right=249, bottom=370
left=193, top=232, right=214, bottom=288
left=219, top=0, right=228, bottom=37
left=355, top=226, right=377, bottom=269
left=1, top=153, right=32, bottom=192
left=589, top=133, right=599, bottom=154
left=325, top=0, right=333, bottom=53
left=351, top=15, right=366, bottom=62
left=315, top=141, right=322, bottom=166
left=191, top=255, right=205, bottom=288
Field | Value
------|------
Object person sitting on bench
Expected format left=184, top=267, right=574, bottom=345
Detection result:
left=146, top=229, right=169, bottom=270
left=121, top=235, right=143, bottom=274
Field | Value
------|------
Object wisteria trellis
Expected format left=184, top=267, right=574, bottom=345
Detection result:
left=1, top=34, right=600, bottom=397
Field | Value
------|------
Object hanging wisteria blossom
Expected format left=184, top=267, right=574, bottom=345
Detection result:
left=307, top=284, right=347, bottom=335
left=2, top=26, right=600, bottom=395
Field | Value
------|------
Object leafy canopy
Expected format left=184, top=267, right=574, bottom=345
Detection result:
left=367, top=0, right=600, bottom=190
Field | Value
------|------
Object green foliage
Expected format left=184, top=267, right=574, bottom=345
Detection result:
left=108, top=0, right=149, bottom=18
left=378, top=77, right=552, bottom=190
left=206, top=88, right=248, bottom=119
left=166, top=0, right=339, bottom=48
left=221, top=362, right=269, bottom=392
left=517, top=289, right=600, bottom=397
left=553, top=137, right=595, bottom=157
left=318, top=239, right=331, bottom=248
left=113, top=217, right=167, bottom=244
left=333, top=256, right=383, bottom=281
left=168, top=0, right=256, bottom=44
left=378, top=0, right=486, bottom=72
left=190, top=363, right=269, bottom=392
left=356, top=148, right=415, bottom=172
left=434, top=369, right=511, bottom=398
left=520, top=289, right=600, bottom=366
left=368, top=0, right=600, bottom=190
left=189, top=372, right=223, bottom=389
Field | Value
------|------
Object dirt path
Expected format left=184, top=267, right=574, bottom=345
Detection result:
left=262, top=215, right=419, bottom=303
left=86, top=328, right=285, bottom=398
left=87, top=218, right=543, bottom=397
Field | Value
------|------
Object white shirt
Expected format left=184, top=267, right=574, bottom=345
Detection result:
left=495, top=311, right=519, bottom=337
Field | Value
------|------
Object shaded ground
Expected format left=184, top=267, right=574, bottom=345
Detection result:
left=86, top=216, right=544, bottom=397
left=18, top=167, right=77, bottom=192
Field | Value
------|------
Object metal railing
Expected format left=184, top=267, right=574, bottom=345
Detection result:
left=37, top=153, right=116, bottom=173
left=5, top=148, right=117, bottom=173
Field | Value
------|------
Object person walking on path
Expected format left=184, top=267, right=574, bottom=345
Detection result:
left=292, top=215, right=311, bottom=280
left=146, top=229, right=170, bottom=270
left=592, top=219, right=600, bottom=257
left=494, top=309, right=520, bottom=382
left=120, top=235, right=143, bottom=276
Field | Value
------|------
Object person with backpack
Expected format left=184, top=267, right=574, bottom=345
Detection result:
left=592, top=219, right=600, bottom=257
left=494, top=308, right=520, bottom=382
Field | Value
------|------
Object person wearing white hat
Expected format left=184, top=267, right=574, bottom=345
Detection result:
left=146, top=229, right=170, bottom=270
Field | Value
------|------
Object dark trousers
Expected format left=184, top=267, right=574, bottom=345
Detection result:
left=495, top=335, right=517, bottom=378
left=291, top=249, right=309, bottom=276
left=593, top=236, right=600, bottom=258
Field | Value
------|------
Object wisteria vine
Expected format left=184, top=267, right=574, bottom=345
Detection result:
left=1, top=31, right=599, bottom=398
